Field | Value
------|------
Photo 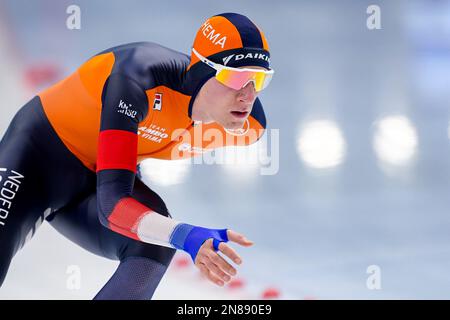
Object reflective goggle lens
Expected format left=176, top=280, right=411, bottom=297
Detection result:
left=191, top=47, right=274, bottom=92
left=215, top=68, right=273, bottom=92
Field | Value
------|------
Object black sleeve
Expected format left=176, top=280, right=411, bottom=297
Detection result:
left=96, top=73, right=151, bottom=235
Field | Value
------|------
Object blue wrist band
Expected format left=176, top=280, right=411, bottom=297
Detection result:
left=170, top=224, right=228, bottom=262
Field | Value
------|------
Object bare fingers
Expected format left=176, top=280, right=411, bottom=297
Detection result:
left=227, top=230, right=254, bottom=247
left=218, top=242, right=242, bottom=265
left=197, top=262, right=225, bottom=286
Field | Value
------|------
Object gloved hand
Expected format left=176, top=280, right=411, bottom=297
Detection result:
left=170, top=225, right=253, bottom=286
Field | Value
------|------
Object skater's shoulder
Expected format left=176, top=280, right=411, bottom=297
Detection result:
left=97, top=42, right=189, bottom=90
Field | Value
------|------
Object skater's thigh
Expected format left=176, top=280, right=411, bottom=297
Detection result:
left=0, top=118, right=50, bottom=285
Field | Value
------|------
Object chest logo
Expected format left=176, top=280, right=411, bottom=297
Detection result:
left=138, top=125, right=169, bottom=144
left=153, top=93, right=163, bottom=111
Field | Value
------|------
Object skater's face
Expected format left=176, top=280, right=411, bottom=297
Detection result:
left=192, top=66, right=265, bottom=130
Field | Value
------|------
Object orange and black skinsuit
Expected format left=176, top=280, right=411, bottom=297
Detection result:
left=0, top=13, right=269, bottom=299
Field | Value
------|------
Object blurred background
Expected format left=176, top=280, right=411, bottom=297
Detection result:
left=1, top=0, right=450, bottom=299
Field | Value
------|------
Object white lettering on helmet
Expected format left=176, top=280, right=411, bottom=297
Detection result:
left=222, top=52, right=271, bottom=66
left=201, top=20, right=227, bottom=48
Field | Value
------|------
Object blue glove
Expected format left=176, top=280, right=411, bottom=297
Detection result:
left=170, top=224, right=228, bottom=262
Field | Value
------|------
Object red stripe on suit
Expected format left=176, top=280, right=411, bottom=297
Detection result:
left=97, top=129, right=137, bottom=172
left=108, top=197, right=153, bottom=240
